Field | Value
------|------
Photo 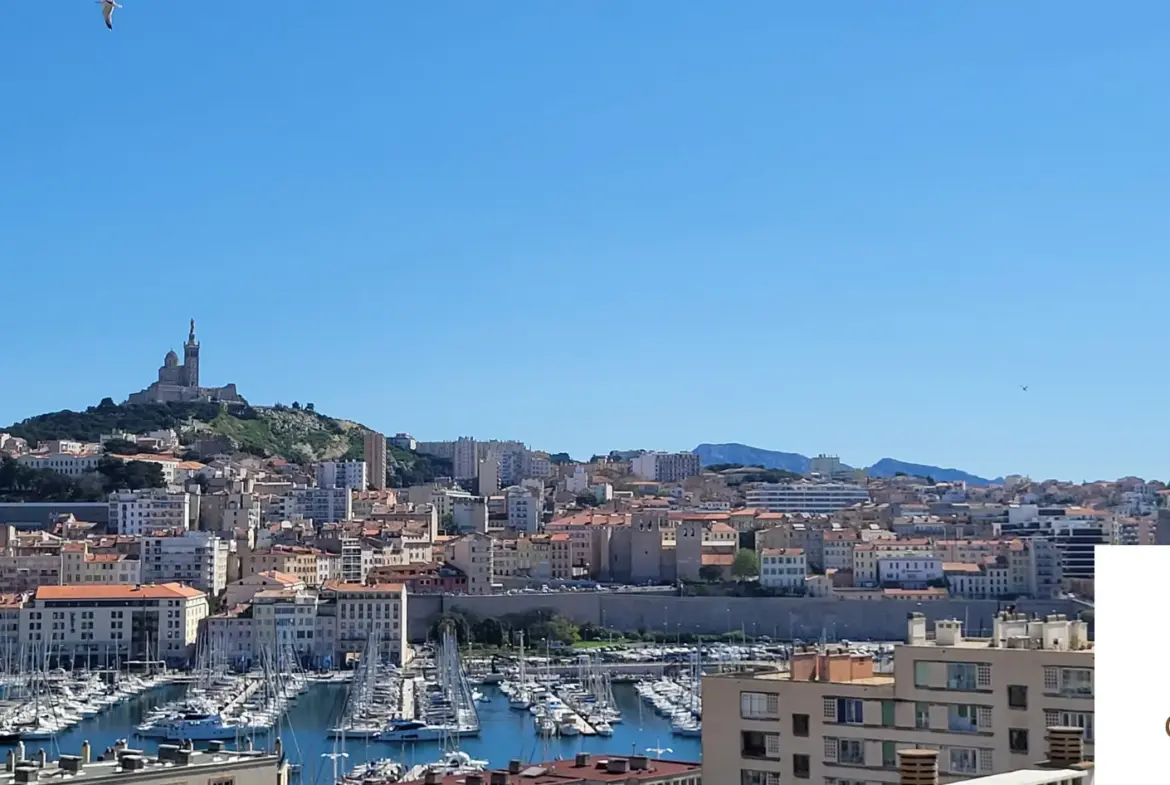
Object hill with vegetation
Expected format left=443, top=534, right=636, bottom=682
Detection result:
left=4, top=398, right=363, bottom=463
left=4, top=399, right=454, bottom=488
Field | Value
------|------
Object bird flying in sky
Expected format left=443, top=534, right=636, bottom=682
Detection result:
left=97, top=0, right=122, bottom=30
left=1020, top=385, right=1029, bottom=392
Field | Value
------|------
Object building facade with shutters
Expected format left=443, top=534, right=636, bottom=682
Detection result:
left=701, top=612, right=1093, bottom=785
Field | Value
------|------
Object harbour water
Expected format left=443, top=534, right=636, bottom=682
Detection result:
left=0, top=681, right=699, bottom=782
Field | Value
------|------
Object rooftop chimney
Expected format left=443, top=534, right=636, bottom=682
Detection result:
left=897, top=749, right=939, bottom=785
left=208, top=741, right=225, bottom=754
left=574, top=753, right=589, bottom=768
left=606, top=759, right=630, bottom=775
left=13, top=765, right=37, bottom=785
left=1047, top=726, right=1085, bottom=767
left=629, top=756, right=649, bottom=771
left=489, top=773, right=508, bottom=785
left=424, top=772, right=443, bottom=785
left=58, top=756, right=82, bottom=775
left=466, top=774, right=485, bottom=785
left=508, top=760, right=522, bottom=774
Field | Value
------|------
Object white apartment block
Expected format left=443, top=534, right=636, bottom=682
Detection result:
left=759, top=548, right=808, bottom=592
left=140, top=531, right=229, bottom=594
left=853, top=541, right=936, bottom=588
left=746, top=481, right=870, bottom=514
left=19, top=583, right=209, bottom=664
left=316, top=461, right=368, bottom=490
left=108, top=489, right=191, bottom=536
left=565, top=466, right=591, bottom=494
left=506, top=485, right=541, bottom=534
left=18, top=452, right=103, bottom=476
left=703, top=612, right=1093, bottom=785
left=878, top=556, right=945, bottom=587
left=631, top=451, right=701, bottom=483
left=288, top=487, right=352, bottom=523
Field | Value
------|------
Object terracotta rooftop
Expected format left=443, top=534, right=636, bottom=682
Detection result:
left=254, top=570, right=303, bottom=585
left=34, top=583, right=204, bottom=601
left=397, top=756, right=699, bottom=785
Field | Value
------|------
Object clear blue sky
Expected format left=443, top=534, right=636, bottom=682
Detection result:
left=1, top=2, right=1167, bottom=482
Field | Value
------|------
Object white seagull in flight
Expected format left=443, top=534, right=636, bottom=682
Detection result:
left=97, top=0, right=122, bottom=30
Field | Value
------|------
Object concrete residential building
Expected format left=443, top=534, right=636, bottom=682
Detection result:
left=746, top=481, right=870, bottom=514
left=320, top=580, right=408, bottom=664
left=506, top=485, right=541, bottom=534
left=140, top=531, right=229, bottom=594
left=61, top=545, right=141, bottom=585
left=444, top=533, right=494, bottom=594
left=630, top=452, right=701, bottom=483
left=453, top=436, right=478, bottom=480
left=288, top=487, right=352, bottom=523
left=316, top=461, right=368, bottom=491
left=22, top=583, right=209, bottom=664
left=108, top=489, right=191, bottom=536
left=17, top=452, right=103, bottom=476
left=702, top=611, right=1093, bottom=785
left=364, top=431, right=387, bottom=490
left=759, top=548, right=807, bottom=592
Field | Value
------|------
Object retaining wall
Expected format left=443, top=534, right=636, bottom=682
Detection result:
left=405, top=593, right=1088, bottom=643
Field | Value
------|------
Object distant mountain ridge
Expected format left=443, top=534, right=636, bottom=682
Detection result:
left=692, top=442, right=998, bottom=486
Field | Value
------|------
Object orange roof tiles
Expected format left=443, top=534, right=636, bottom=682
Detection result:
left=255, top=570, right=303, bottom=585
left=34, top=583, right=203, bottom=601
left=941, top=562, right=981, bottom=573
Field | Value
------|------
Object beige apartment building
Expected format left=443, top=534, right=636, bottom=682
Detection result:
left=702, top=611, right=1093, bottom=785
left=18, top=583, right=209, bottom=665
left=320, top=580, right=408, bottom=663
left=61, top=544, right=141, bottom=585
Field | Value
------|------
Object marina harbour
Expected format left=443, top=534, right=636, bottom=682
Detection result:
left=0, top=637, right=897, bottom=782
left=0, top=679, right=699, bottom=781
left=0, top=641, right=748, bottom=784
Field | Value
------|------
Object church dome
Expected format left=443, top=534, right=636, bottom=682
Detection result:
left=164, top=350, right=179, bottom=367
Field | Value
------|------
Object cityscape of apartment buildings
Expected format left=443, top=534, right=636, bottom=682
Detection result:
left=0, top=338, right=1125, bottom=781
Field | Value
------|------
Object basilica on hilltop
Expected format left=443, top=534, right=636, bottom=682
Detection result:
left=125, top=320, right=246, bottom=405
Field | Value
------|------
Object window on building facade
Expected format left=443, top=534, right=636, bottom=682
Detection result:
left=792, top=753, right=809, bottom=779
left=740, top=691, right=779, bottom=719
left=946, top=662, right=978, bottom=691
left=836, top=698, right=863, bottom=725
left=837, top=739, right=864, bottom=765
left=792, top=713, right=809, bottom=737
